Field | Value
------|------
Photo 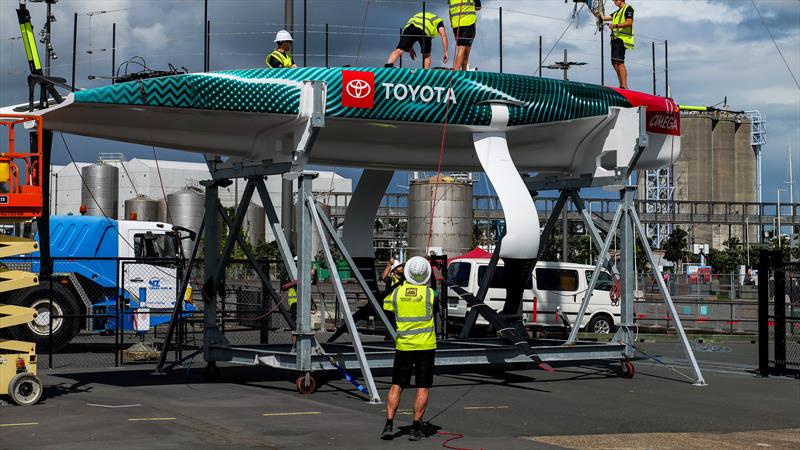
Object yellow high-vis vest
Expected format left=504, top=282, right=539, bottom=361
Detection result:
left=449, top=0, right=477, bottom=28
left=390, top=282, right=437, bottom=351
left=406, top=12, right=444, bottom=37
left=287, top=287, right=298, bottom=307
left=266, top=50, right=294, bottom=68
left=611, top=4, right=634, bottom=50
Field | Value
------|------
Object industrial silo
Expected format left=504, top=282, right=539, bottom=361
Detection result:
left=407, top=175, right=473, bottom=258
left=244, top=203, right=266, bottom=246
left=81, top=163, right=119, bottom=218
left=166, top=188, right=205, bottom=255
left=124, top=195, right=161, bottom=222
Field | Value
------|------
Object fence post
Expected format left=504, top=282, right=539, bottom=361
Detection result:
left=116, top=259, right=121, bottom=367
left=758, top=250, right=771, bottom=376
left=48, top=272, right=53, bottom=369
left=774, top=251, right=786, bottom=375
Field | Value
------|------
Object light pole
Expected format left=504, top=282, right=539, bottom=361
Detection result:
left=778, top=188, right=787, bottom=252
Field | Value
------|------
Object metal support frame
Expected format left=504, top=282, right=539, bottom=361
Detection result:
left=307, top=193, right=381, bottom=403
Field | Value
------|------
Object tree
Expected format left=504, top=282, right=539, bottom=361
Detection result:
left=664, top=228, right=689, bottom=270
left=706, top=237, right=746, bottom=274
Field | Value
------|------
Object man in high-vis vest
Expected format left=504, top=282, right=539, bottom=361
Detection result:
left=381, top=256, right=438, bottom=442
left=449, top=0, right=481, bottom=71
left=266, top=30, right=297, bottom=68
left=596, top=0, right=634, bottom=89
left=281, top=257, right=317, bottom=344
left=385, top=12, right=449, bottom=69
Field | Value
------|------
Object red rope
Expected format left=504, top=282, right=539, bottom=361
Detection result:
left=425, top=8, right=464, bottom=254
left=437, top=431, right=484, bottom=450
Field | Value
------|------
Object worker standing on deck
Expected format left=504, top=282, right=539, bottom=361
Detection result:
left=266, top=30, right=298, bottom=68
left=449, top=0, right=481, bottom=71
left=596, top=0, right=634, bottom=89
left=385, top=12, right=449, bottom=69
left=381, top=256, right=438, bottom=442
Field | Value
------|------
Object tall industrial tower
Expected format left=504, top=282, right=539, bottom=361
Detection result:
left=745, top=110, right=767, bottom=203
left=644, top=167, right=673, bottom=248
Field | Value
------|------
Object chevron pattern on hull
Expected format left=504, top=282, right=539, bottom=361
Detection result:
left=73, top=67, right=632, bottom=127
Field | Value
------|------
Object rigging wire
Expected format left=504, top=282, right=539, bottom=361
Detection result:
left=58, top=132, right=177, bottom=280
left=750, top=0, right=800, bottom=90
left=535, top=3, right=585, bottom=76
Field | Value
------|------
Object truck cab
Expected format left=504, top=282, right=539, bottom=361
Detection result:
left=1, top=215, right=190, bottom=351
left=446, top=258, right=620, bottom=334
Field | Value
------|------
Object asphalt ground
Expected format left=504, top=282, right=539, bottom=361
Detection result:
left=1, top=341, right=798, bottom=450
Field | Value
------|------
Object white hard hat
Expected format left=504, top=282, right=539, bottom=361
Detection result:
left=275, top=30, right=294, bottom=42
left=391, top=259, right=402, bottom=270
left=405, top=256, right=431, bottom=286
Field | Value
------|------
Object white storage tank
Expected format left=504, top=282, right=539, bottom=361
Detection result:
left=124, top=195, right=161, bottom=222
left=407, top=175, right=473, bottom=258
left=166, top=188, right=205, bottom=254
left=244, top=203, right=266, bottom=246
left=80, top=163, right=119, bottom=218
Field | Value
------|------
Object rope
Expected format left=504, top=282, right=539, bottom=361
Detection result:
left=424, top=4, right=465, bottom=254
left=436, top=431, right=484, bottom=450
left=354, top=0, right=371, bottom=66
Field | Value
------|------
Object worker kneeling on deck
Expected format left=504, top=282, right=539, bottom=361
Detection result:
left=382, top=256, right=438, bottom=442
left=266, top=30, right=297, bottom=68
left=385, top=12, right=449, bottom=69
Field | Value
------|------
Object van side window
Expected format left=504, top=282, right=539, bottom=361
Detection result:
left=478, top=266, right=533, bottom=289
left=447, top=262, right=471, bottom=287
left=586, top=271, right=614, bottom=291
left=535, top=268, right=579, bottom=291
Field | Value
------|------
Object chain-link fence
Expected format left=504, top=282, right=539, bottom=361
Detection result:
left=758, top=251, right=800, bottom=377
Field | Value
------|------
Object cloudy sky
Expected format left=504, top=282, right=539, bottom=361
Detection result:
left=0, top=0, right=798, bottom=201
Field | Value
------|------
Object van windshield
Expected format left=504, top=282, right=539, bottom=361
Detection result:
left=134, top=233, right=177, bottom=259
left=586, top=270, right=614, bottom=291
left=477, top=265, right=533, bottom=289
left=448, top=262, right=471, bottom=287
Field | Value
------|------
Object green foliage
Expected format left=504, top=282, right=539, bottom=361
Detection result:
left=706, top=237, right=746, bottom=274
left=663, top=227, right=689, bottom=266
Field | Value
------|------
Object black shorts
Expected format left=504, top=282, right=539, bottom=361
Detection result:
left=397, top=25, right=433, bottom=55
left=289, top=304, right=297, bottom=322
left=611, top=38, right=626, bottom=63
left=453, top=24, right=476, bottom=47
left=392, top=349, right=435, bottom=388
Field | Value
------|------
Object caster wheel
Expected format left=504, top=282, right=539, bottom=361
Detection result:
left=620, top=361, right=635, bottom=379
left=203, top=363, right=221, bottom=380
left=296, top=374, right=317, bottom=394
left=9, top=373, right=43, bottom=406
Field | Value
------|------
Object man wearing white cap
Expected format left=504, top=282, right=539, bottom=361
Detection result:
left=266, top=30, right=297, bottom=68
left=381, top=256, right=438, bottom=442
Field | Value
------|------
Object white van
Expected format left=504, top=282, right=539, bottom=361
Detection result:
left=446, top=259, right=620, bottom=334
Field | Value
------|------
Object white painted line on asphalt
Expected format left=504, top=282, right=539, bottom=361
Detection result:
left=87, top=403, right=141, bottom=408
left=463, top=406, right=510, bottom=410
left=127, top=417, right=176, bottom=422
left=0, top=422, right=38, bottom=427
left=262, top=412, right=321, bottom=417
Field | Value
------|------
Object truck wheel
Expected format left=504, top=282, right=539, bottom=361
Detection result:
left=8, top=285, right=80, bottom=352
left=587, top=314, right=614, bottom=334
left=8, top=373, right=43, bottom=406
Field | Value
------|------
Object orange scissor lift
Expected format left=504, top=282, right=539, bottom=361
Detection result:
left=0, top=113, right=44, bottom=406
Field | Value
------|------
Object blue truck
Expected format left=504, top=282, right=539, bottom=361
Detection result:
left=1, top=215, right=195, bottom=351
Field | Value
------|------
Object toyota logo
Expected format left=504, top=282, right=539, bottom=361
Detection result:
left=346, top=79, right=372, bottom=99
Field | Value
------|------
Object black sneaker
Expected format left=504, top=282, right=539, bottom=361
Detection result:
left=409, top=429, right=423, bottom=441
left=380, top=425, right=394, bottom=440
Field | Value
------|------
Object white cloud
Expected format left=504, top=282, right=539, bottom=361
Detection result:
left=132, top=23, right=168, bottom=53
